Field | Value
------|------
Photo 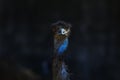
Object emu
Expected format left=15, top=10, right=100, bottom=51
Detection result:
left=52, top=21, right=71, bottom=80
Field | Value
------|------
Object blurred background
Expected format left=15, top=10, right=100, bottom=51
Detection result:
left=0, top=0, right=120, bottom=80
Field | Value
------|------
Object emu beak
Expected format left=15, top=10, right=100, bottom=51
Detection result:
left=58, top=28, right=70, bottom=36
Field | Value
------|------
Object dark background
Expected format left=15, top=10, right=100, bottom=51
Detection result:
left=0, top=0, right=120, bottom=80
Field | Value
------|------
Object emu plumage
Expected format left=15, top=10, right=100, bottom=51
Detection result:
left=52, top=21, right=71, bottom=80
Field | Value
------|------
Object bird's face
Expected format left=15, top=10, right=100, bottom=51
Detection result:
left=52, top=24, right=71, bottom=36
left=52, top=21, right=71, bottom=41
left=55, top=26, right=70, bottom=36
left=53, top=26, right=70, bottom=41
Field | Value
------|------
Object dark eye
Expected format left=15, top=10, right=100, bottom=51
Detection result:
left=63, top=31, right=65, bottom=33
left=58, top=30, right=61, bottom=34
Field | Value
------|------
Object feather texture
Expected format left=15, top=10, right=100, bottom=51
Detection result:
left=58, top=62, right=69, bottom=80
left=52, top=21, right=71, bottom=80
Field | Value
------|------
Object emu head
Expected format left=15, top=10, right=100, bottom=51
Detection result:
left=52, top=21, right=71, bottom=39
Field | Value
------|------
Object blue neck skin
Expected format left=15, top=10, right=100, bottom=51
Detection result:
left=57, top=38, right=68, bottom=55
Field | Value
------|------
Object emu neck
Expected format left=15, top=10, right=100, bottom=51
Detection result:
left=54, top=37, right=68, bottom=55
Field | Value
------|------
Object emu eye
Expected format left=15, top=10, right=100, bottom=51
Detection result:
left=62, top=31, right=65, bottom=34
left=58, top=30, right=61, bottom=34
left=57, top=28, right=67, bottom=35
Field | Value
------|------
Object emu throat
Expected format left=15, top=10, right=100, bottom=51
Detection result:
left=55, top=38, right=68, bottom=55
